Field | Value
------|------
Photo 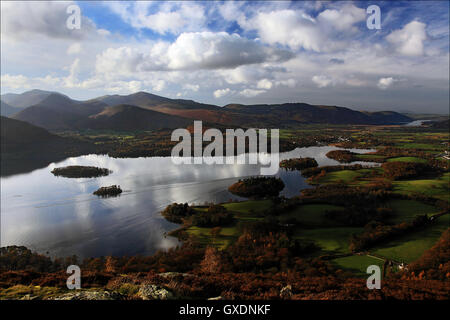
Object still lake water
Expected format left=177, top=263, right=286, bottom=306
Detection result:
left=1, top=146, right=375, bottom=259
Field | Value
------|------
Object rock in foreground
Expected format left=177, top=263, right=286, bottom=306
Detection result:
left=138, top=284, right=174, bottom=300
left=50, top=290, right=122, bottom=300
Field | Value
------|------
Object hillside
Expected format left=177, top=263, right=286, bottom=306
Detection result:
left=84, top=104, right=192, bottom=130
left=11, top=98, right=111, bottom=131
left=223, top=103, right=412, bottom=126
left=93, top=91, right=219, bottom=110
left=5, top=89, right=414, bottom=132
left=0, top=100, right=21, bottom=117
left=94, top=92, right=412, bottom=127
left=429, top=119, right=449, bottom=129
left=1, top=89, right=57, bottom=109
left=11, top=92, right=108, bottom=130
left=0, top=116, right=96, bottom=176
left=12, top=105, right=86, bottom=130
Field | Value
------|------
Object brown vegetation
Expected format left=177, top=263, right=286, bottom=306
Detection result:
left=228, top=177, right=285, bottom=198
left=381, top=161, right=435, bottom=180
left=280, top=157, right=318, bottom=170
left=93, top=185, right=122, bottom=197
left=51, top=165, right=111, bottom=178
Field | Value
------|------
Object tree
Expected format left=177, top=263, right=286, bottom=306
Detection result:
left=200, top=247, right=223, bottom=273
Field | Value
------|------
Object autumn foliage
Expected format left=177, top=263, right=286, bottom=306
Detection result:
left=228, top=177, right=285, bottom=198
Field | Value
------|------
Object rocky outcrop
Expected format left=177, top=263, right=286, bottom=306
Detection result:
left=158, top=272, right=191, bottom=279
left=49, top=290, right=123, bottom=300
left=280, top=285, right=293, bottom=299
left=137, top=284, right=174, bottom=300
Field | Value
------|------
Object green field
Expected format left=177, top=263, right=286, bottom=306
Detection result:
left=386, top=199, right=440, bottom=224
left=355, top=154, right=385, bottom=160
left=316, top=168, right=378, bottom=186
left=186, top=200, right=273, bottom=248
left=316, top=170, right=362, bottom=184
left=174, top=128, right=449, bottom=266
left=393, top=172, right=450, bottom=202
left=386, top=157, right=428, bottom=163
left=279, top=204, right=345, bottom=227
left=371, top=214, right=449, bottom=263
left=332, top=255, right=385, bottom=277
left=222, top=200, right=273, bottom=214
left=293, top=227, right=363, bottom=254
left=185, top=225, right=239, bottom=249
left=396, top=142, right=442, bottom=151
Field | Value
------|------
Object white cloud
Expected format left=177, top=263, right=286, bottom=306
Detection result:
left=64, top=58, right=80, bottom=87
left=239, top=88, right=265, bottom=98
left=218, top=1, right=246, bottom=22
left=1, top=73, right=63, bottom=90
left=312, top=75, right=334, bottom=88
left=377, top=77, right=397, bottom=90
left=249, top=10, right=323, bottom=52
left=213, top=88, right=232, bottom=98
left=67, top=43, right=82, bottom=55
left=275, top=78, right=297, bottom=88
left=386, top=21, right=427, bottom=56
left=1, top=74, right=31, bottom=89
left=345, top=77, right=368, bottom=87
left=218, top=65, right=284, bottom=86
left=165, top=32, right=293, bottom=70
left=97, top=29, right=111, bottom=36
left=244, top=5, right=365, bottom=52
left=257, top=79, right=273, bottom=90
left=0, top=1, right=97, bottom=40
left=317, top=4, right=365, bottom=32
left=152, top=79, right=166, bottom=92
left=94, top=32, right=293, bottom=77
left=105, top=1, right=207, bottom=35
left=183, top=84, right=200, bottom=92
left=0, top=2, right=448, bottom=113
left=95, top=47, right=147, bottom=77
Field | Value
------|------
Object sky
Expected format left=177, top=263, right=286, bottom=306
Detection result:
left=1, top=1, right=449, bottom=114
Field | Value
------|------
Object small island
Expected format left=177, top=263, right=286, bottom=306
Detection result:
left=228, top=176, right=285, bottom=198
left=51, top=165, right=111, bottom=178
left=325, top=150, right=355, bottom=163
left=162, top=203, right=195, bottom=224
left=280, top=157, right=318, bottom=170
left=93, top=185, right=122, bottom=197
left=162, top=203, right=233, bottom=228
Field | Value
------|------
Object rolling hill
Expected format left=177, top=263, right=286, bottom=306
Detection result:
left=222, top=103, right=413, bottom=126
left=0, top=100, right=21, bottom=117
left=84, top=104, right=192, bottom=130
left=92, top=92, right=412, bottom=126
left=8, top=91, right=198, bottom=131
left=5, top=89, right=413, bottom=132
left=92, top=91, right=220, bottom=111
left=12, top=105, right=86, bottom=130
left=0, top=116, right=96, bottom=176
left=1, top=89, right=57, bottom=109
left=11, top=92, right=109, bottom=130
left=92, top=92, right=413, bottom=127
left=429, top=119, right=449, bottom=129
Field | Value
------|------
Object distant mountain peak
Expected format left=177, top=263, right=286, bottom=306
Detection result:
left=5, top=89, right=414, bottom=130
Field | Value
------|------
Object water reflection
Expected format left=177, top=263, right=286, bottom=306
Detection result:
left=1, top=146, right=375, bottom=259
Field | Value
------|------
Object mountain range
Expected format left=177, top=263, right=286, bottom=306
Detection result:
left=0, top=89, right=413, bottom=132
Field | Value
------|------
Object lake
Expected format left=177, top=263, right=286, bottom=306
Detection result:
left=404, top=120, right=432, bottom=127
left=0, top=146, right=375, bottom=259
